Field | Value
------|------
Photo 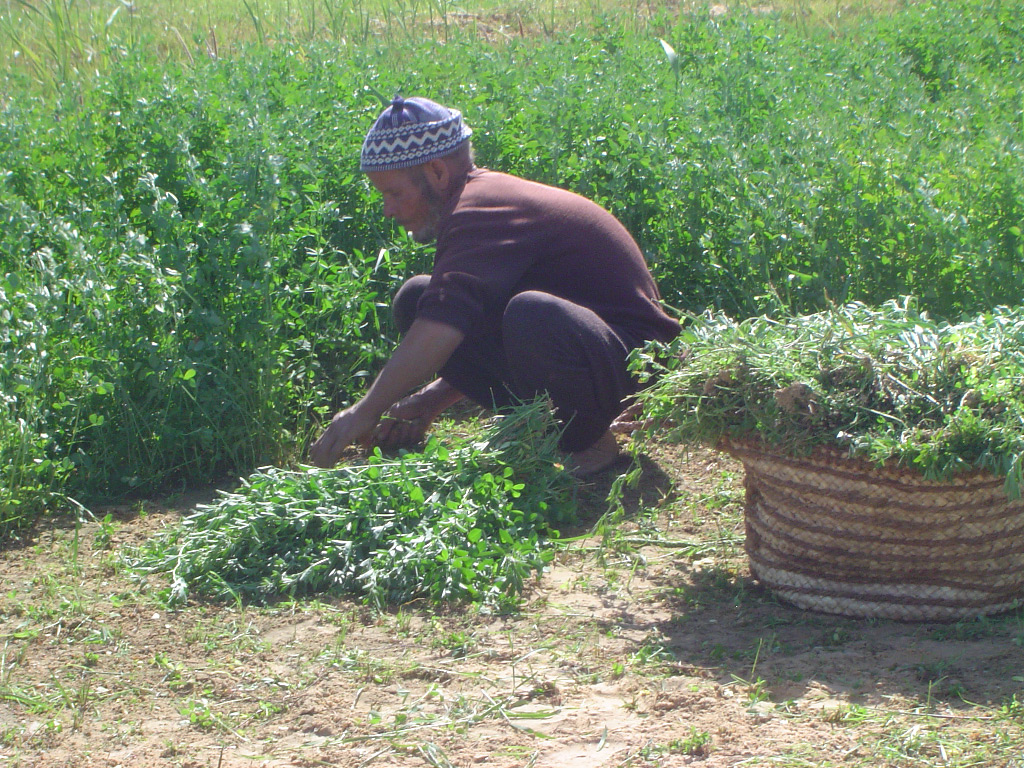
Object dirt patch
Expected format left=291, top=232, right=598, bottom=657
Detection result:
left=1, top=443, right=1023, bottom=767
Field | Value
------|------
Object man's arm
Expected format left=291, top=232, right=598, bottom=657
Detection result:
left=308, top=319, right=465, bottom=467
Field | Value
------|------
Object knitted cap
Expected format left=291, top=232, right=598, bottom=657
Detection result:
left=360, top=96, right=473, bottom=172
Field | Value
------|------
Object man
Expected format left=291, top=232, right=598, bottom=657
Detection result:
left=309, top=96, right=679, bottom=475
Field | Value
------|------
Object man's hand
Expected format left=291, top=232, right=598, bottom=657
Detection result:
left=308, top=406, right=380, bottom=468
left=372, top=401, right=431, bottom=450
left=370, top=379, right=467, bottom=450
left=307, top=319, right=466, bottom=468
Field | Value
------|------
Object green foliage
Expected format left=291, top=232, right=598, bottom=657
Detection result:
left=1, top=0, right=1023, bottom=535
left=129, top=401, right=576, bottom=609
left=668, top=728, right=712, bottom=757
left=635, top=300, right=1024, bottom=495
left=0, top=50, right=399, bottom=509
left=0, top=396, right=71, bottom=539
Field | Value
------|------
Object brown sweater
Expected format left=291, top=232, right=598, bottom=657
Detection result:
left=415, top=169, right=679, bottom=346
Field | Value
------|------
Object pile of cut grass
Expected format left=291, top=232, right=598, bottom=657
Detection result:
left=129, top=401, right=576, bottom=610
left=634, top=300, right=1024, bottom=496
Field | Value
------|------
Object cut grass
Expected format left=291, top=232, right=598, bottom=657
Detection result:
left=128, top=400, right=577, bottom=609
left=635, top=300, right=1024, bottom=494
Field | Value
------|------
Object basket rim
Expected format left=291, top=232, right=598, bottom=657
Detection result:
left=718, top=435, right=1007, bottom=489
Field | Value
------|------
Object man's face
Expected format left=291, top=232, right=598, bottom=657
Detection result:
left=366, top=166, right=444, bottom=243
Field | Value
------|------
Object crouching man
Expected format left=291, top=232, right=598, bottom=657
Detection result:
left=309, top=96, right=679, bottom=476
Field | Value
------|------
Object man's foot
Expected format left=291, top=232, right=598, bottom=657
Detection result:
left=609, top=402, right=647, bottom=434
left=565, top=430, right=622, bottom=478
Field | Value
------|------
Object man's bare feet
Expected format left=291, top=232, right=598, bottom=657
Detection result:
left=565, top=430, right=622, bottom=478
left=609, top=402, right=655, bottom=435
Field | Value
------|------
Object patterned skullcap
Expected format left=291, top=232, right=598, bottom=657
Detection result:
left=360, top=95, right=473, bottom=172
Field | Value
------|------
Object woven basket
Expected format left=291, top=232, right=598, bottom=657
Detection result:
left=720, top=438, right=1024, bottom=621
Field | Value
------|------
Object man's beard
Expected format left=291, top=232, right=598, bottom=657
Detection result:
left=410, top=220, right=439, bottom=243
left=409, top=169, right=445, bottom=243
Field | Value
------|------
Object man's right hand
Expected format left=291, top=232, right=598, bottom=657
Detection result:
left=371, top=379, right=467, bottom=450
left=308, top=406, right=380, bottom=468
left=308, top=320, right=466, bottom=466
left=371, top=397, right=434, bottom=450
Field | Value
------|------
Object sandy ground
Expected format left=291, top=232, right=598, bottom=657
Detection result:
left=1, top=443, right=1023, bottom=768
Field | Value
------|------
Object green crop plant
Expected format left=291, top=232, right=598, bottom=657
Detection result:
left=129, top=400, right=577, bottom=609
left=1, top=0, right=1023, bottom=536
left=633, top=299, right=1024, bottom=495
left=668, top=727, right=712, bottom=757
left=0, top=51, right=401, bottom=516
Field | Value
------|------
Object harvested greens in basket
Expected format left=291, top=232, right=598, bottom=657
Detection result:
left=634, top=300, right=1024, bottom=497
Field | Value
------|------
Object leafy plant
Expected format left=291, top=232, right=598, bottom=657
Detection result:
left=634, top=299, right=1024, bottom=496
left=2, top=0, right=1023, bottom=536
left=129, top=400, right=576, bottom=609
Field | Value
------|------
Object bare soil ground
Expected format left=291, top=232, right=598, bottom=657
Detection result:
left=2, top=442, right=1023, bottom=768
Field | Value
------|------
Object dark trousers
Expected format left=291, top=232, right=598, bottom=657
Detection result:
left=393, top=275, right=637, bottom=452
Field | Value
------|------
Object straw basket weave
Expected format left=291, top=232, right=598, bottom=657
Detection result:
left=720, top=438, right=1024, bottom=621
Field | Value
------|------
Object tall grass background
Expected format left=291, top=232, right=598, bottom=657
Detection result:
left=1, top=0, right=1022, bottom=535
